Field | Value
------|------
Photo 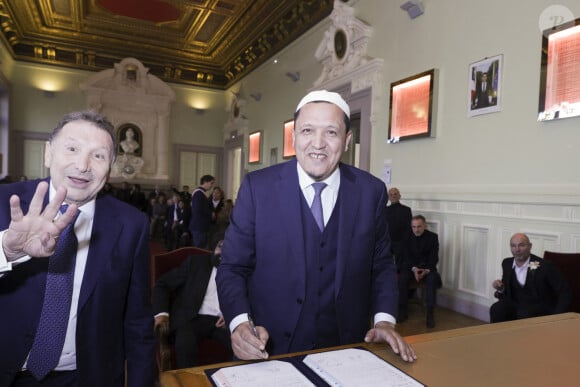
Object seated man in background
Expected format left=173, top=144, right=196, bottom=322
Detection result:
left=385, top=187, right=412, bottom=272
left=398, top=215, right=442, bottom=328
left=490, top=233, right=572, bottom=323
left=153, top=237, right=231, bottom=368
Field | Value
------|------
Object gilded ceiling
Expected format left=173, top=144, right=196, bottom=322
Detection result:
left=0, top=0, right=333, bottom=89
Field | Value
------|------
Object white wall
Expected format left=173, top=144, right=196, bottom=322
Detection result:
left=361, top=0, right=580, bottom=194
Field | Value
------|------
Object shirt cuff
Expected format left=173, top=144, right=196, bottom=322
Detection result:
left=0, top=231, right=32, bottom=273
left=374, top=312, right=396, bottom=326
left=229, top=313, right=249, bottom=333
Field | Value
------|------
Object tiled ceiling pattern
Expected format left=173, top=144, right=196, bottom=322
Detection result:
left=0, top=0, right=333, bottom=89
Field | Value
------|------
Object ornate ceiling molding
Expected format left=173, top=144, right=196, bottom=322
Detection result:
left=0, top=0, right=333, bottom=89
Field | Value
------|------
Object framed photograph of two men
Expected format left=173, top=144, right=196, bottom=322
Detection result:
left=468, top=54, right=503, bottom=117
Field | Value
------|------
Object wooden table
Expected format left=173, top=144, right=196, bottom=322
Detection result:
left=160, top=313, right=580, bottom=387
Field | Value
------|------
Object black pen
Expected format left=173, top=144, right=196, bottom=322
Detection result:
left=247, top=314, right=267, bottom=355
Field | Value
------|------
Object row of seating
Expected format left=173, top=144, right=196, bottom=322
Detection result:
left=543, top=251, right=580, bottom=313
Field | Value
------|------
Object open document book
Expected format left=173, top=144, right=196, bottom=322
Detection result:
left=210, top=348, right=424, bottom=387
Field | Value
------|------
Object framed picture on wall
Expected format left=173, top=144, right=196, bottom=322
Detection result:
left=538, top=18, right=580, bottom=121
left=283, top=119, right=295, bottom=159
left=468, top=54, right=503, bottom=117
left=388, top=68, right=437, bottom=143
left=248, top=131, right=262, bottom=164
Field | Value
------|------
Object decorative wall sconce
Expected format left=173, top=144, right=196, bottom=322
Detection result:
left=400, top=0, right=424, bottom=19
left=193, top=108, right=206, bottom=115
left=250, top=93, right=262, bottom=101
left=285, top=71, right=300, bottom=82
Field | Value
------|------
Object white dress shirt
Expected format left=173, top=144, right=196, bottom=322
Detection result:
left=198, top=267, right=222, bottom=317
left=513, top=257, right=531, bottom=286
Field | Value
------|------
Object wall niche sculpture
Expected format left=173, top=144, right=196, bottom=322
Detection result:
left=80, top=57, right=175, bottom=182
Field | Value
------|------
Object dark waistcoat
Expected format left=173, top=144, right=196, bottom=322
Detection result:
left=509, top=269, right=538, bottom=304
left=289, top=196, right=340, bottom=352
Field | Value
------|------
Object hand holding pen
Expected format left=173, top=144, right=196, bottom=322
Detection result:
left=247, top=314, right=269, bottom=358
left=230, top=313, right=270, bottom=360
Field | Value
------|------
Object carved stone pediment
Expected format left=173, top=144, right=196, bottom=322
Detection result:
left=314, top=0, right=374, bottom=87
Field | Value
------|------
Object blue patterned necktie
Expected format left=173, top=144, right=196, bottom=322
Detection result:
left=311, top=182, right=327, bottom=231
left=27, top=205, right=80, bottom=380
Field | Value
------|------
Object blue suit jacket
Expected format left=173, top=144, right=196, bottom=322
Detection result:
left=216, top=160, right=397, bottom=354
left=0, top=179, right=156, bottom=386
left=189, top=188, right=212, bottom=233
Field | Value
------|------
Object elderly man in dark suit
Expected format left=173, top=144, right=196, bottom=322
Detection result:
left=385, top=187, right=412, bottom=272
left=217, top=90, right=416, bottom=363
left=398, top=215, right=441, bottom=328
left=0, top=111, right=155, bottom=386
left=153, top=238, right=231, bottom=368
left=490, top=233, right=572, bottom=323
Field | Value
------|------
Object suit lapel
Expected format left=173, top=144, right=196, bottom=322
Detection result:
left=526, top=256, right=541, bottom=296
left=192, top=258, right=213, bottom=311
left=275, top=160, right=307, bottom=291
left=505, top=258, right=517, bottom=293
left=334, top=165, right=359, bottom=295
left=78, top=198, right=122, bottom=311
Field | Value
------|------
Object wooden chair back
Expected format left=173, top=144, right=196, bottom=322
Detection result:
left=151, top=246, right=212, bottom=288
left=543, top=251, right=580, bottom=313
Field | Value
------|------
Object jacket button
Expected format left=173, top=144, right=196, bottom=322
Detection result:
left=284, top=332, right=291, bottom=338
left=296, top=298, right=303, bottom=304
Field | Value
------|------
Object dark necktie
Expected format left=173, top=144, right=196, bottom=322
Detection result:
left=311, top=182, right=327, bottom=231
left=27, top=205, right=80, bottom=380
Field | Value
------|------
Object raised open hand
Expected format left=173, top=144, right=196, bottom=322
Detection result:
left=2, top=181, right=78, bottom=261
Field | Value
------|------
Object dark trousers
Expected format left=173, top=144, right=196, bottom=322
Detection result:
left=174, top=315, right=231, bottom=369
left=10, top=370, right=78, bottom=387
left=398, top=270, right=440, bottom=310
left=190, top=231, right=207, bottom=249
left=490, top=298, right=550, bottom=323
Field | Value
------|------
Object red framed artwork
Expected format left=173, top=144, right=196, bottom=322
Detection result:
left=388, top=69, right=437, bottom=143
left=248, top=131, right=262, bottom=164
left=283, top=119, right=295, bottom=158
left=538, top=18, right=580, bottom=121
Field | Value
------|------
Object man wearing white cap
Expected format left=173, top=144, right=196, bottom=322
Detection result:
left=217, top=90, right=416, bottom=362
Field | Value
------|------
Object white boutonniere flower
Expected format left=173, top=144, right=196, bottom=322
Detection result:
left=529, top=261, right=540, bottom=271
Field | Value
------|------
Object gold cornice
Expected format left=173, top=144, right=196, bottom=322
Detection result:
left=0, top=0, right=332, bottom=89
